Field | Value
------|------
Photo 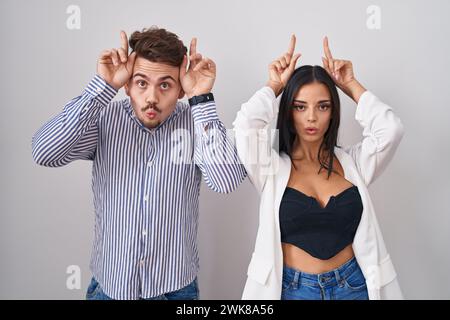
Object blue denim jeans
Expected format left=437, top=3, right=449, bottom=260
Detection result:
left=86, top=277, right=199, bottom=300
left=281, top=256, right=369, bottom=300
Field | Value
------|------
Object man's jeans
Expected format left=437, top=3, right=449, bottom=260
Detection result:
left=86, top=277, right=199, bottom=300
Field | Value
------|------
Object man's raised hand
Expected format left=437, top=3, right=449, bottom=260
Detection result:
left=180, top=38, right=216, bottom=99
left=97, top=31, right=137, bottom=91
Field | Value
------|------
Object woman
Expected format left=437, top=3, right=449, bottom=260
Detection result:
left=233, top=35, right=404, bottom=300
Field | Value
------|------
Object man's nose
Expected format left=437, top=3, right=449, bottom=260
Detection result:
left=145, top=86, right=159, bottom=105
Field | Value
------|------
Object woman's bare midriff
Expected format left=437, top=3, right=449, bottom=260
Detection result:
left=282, top=242, right=355, bottom=274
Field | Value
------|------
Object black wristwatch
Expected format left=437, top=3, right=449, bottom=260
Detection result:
left=188, top=93, right=214, bottom=106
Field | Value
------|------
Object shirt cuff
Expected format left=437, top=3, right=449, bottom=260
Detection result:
left=262, top=86, right=277, bottom=99
left=191, top=100, right=220, bottom=124
left=84, top=75, right=118, bottom=106
left=355, top=90, right=375, bottom=122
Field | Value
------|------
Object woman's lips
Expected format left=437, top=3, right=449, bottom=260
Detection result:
left=305, top=128, right=318, bottom=135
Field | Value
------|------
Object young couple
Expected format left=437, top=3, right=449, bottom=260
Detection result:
left=32, top=26, right=404, bottom=300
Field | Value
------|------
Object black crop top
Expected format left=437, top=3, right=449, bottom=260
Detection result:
left=279, top=185, right=363, bottom=260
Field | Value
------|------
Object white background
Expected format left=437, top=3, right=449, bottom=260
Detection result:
left=1, top=0, right=449, bottom=299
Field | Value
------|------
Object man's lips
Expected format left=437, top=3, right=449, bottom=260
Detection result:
left=146, top=111, right=157, bottom=120
left=143, top=106, right=160, bottom=120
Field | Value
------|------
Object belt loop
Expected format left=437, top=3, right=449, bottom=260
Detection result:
left=293, top=271, right=300, bottom=290
left=334, top=269, right=344, bottom=287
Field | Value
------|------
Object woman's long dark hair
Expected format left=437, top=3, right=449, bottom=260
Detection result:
left=276, top=65, right=341, bottom=179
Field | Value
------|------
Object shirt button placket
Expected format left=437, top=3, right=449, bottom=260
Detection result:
left=141, top=136, right=154, bottom=293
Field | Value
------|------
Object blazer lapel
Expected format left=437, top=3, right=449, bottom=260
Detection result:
left=334, top=147, right=360, bottom=186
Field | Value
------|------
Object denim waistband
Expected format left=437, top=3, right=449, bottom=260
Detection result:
left=282, top=256, right=361, bottom=289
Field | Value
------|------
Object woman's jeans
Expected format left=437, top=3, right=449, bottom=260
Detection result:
left=281, top=256, right=369, bottom=300
left=86, top=277, right=199, bottom=300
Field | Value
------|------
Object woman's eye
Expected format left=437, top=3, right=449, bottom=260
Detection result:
left=319, top=104, right=330, bottom=111
left=292, top=105, right=305, bottom=111
left=160, top=82, right=170, bottom=90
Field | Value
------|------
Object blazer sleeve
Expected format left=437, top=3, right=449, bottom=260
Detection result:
left=343, top=91, right=405, bottom=186
left=232, top=86, right=281, bottom=193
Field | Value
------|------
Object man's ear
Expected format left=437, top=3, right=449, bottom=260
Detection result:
left=124, top=82, right=130, bottom=96
left=178, top=88, right=185, bottom=99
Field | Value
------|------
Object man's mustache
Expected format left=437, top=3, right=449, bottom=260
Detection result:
left=142, top=104, right=161, bottom=113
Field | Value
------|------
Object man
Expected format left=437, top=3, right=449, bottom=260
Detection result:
left=32, top=27, right=246, bottom=300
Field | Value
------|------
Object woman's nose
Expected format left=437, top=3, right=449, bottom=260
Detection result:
left=307, top=110, right=317, bottom=122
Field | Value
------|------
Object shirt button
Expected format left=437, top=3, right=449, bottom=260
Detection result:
left=142, top=230, right=147, bottom=236
left=144, top=195, right=148, bottom=202
left=96, top=88, right=102, bottom=93
left=147, top=160, right=153, bottom=167
left=139, top=260, right=145, bottom=266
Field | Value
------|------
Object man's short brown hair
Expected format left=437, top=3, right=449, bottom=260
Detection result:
left=129, top=26, right=187, bottom=67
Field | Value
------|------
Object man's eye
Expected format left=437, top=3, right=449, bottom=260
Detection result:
left=160, top=82, right=170, bottom=90
left=137, top=80, right=147, bottom=88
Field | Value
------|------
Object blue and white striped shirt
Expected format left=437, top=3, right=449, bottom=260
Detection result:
left=32, top=75, right=246, bottom=299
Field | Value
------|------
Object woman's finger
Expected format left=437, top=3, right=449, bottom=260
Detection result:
left=322, top=57, right=331, bottom=74
left=269, top=63, right=279, bottom=76
left=323, top=36, right=333, bottom=60
left=333, top=60, right=344, bottom=80
left=334, top=60, right=344, bottom=73
left=284, top=53, right=291, bottom=65
left=274, top=61, right=282, bottom=73
left=287, top=34, right=296, bottom=58
left=279, top=56, right=288, bottom=69
left=288, top=53, right=301, bottom=71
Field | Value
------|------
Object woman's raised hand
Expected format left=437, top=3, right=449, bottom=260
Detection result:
left=267, top=35, right=301, bottom=96
left=322, top=36, right=366, bottom=103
